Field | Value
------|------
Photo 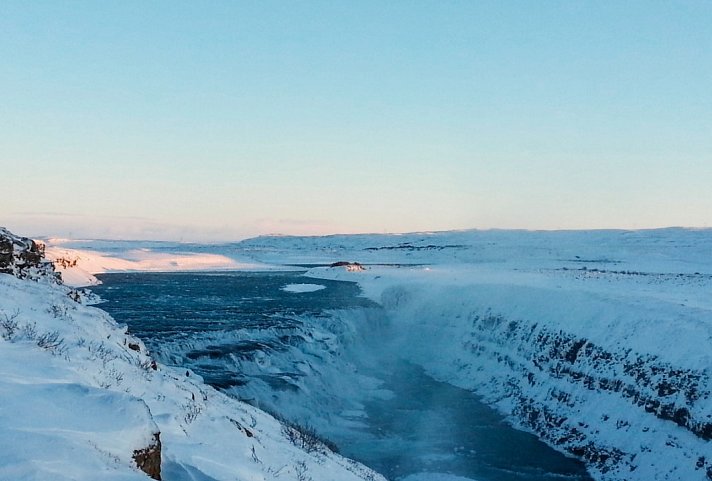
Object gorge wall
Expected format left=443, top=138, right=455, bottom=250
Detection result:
left=378, top=283, right=712, bottom=481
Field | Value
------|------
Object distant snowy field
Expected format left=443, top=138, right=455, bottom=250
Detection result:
left=44, top=237, right=287, bottom=287
left=34, top=228, right=712, bottom=480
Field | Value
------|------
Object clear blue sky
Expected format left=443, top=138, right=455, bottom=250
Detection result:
left=2, top=1, right=711, bottom=240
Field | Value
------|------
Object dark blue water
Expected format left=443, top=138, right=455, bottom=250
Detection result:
left=93, top=271, right=374, bottom=336
left=93, top=271, right=376, bottom=389
left=92, top=271, right=592, bottom=481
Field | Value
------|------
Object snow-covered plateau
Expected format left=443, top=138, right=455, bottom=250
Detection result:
left=0, top=227, right=384, bottom=481
left=4, top=227, right=712, bottom=481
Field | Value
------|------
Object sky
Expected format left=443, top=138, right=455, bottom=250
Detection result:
left=1, top=1, right=711, bottom=241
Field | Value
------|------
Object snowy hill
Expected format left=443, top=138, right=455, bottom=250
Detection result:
left=0, top=227, right=384, bottom=481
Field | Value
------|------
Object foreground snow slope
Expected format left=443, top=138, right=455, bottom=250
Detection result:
left=0, top=228, right=384, bottom=481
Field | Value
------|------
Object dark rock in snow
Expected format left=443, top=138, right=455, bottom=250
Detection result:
left=133, top=432, right=162, bottom=480
left=330, top=261, right=365, bottom=271
left=0, top=227, right=59, bottom=282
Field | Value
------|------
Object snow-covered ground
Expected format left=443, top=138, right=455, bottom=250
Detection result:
left=0, top=228, right=385, bottom=481
left=44, top=238, right=285, bottom=287
left=12, top=227, right=712, bottom=480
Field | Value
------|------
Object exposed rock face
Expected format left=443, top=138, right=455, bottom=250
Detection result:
left=330, top=261, right=365, bottom=271
left=0, top=227, right=59, bottom=282
left=133, top=432, right=162, bottom=480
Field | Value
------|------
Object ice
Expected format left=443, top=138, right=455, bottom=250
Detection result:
left=281, top=283, right=327, bottom=293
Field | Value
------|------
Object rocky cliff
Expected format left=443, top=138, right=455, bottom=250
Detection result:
left=0, top=227, right=58, bottom=282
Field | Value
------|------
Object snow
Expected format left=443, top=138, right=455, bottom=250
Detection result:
left=281, top=283, right=327, bottom=293
left=0, top=364, right=156, bottom=481
left=44, top=239, right=287, bottom=287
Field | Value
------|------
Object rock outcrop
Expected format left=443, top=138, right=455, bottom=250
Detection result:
left=133, top=433, right=162, bottom=480
left=330, top=261, right=365, bottom=271
left=0, top=227, right=58, bottom=282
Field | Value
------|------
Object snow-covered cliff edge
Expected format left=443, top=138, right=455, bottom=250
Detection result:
left=0, top=227, right=58, bottom=282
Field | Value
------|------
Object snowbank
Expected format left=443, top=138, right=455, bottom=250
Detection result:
left=45, top=240, right=282, bottom=287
